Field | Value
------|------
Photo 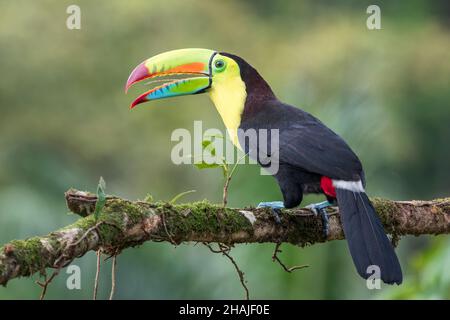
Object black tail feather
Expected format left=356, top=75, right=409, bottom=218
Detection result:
left=336, top=188, right=403, bottom=285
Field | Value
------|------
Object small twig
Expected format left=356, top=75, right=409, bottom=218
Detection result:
left=205, top=243, right=249, bottom=300
left=54, top=222, right=104, bottom=267
left=205, top=244, right=225, bottom=253
left=36, top=268, right=61, bottom=300
left=54, top=221, right=120, bottom=267
left=272, top=243, right=309, bottom=273
left=93, top=250, right=101, bottom=300
left=222, top=152, right=248, bottom=207
left=222, top=175, right=232, bottom=208
left=74, top=222, right=105, bottom=247
left=219, top=246, right=249, bottom=300
left=109, top=255, right=117, bottom=300
left=161, top=211, right=177, bottom=245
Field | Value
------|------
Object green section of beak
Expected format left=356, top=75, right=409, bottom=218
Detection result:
left=126, top=48, right=216, bottom=108
left=142, top=48, right=215, bottom=75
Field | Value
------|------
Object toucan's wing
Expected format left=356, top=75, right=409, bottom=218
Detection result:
left=278, top=116, right=363, bottom=181
left=239, top=101, right=363, bottom=181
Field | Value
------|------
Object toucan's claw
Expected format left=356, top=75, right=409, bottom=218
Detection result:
left=257, top=201, right=284, bottom=224
left=306, top=201, right=331, bottom=237
left=270, top=208, right=282, bottom=224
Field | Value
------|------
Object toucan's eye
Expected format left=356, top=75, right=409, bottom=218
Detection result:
left=214, top=59, right=226, bottom=72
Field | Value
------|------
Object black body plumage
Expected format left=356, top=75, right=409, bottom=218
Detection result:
left=222, top=52, right=403, bottom=284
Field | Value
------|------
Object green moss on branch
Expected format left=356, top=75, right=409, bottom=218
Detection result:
left=0, top=189, right=449, bottom=286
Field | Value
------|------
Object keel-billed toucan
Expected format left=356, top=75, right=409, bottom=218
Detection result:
left=125, top=48, right=402, bottom=285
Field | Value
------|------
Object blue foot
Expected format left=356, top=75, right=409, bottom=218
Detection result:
left=257, top=201, right=284, bottom=224
left=257, top=201, right=285, bottom=209
left=306, top=201, right=331, bottom=237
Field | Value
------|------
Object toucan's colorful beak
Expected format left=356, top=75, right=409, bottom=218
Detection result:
left=125, top=48, right=216, bottom=109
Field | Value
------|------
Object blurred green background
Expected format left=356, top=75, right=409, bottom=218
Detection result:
left=0, top=0, right=449, bottom=299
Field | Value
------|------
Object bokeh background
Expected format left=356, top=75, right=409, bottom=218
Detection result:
left=0, top=0, right=449, bottom=299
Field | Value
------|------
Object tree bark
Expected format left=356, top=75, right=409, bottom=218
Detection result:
left=0, top=189, right=449, bottom=286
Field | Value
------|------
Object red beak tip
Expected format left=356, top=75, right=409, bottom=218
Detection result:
left=125, top=62, right=151, bottom=103
left=129, top=93, right=149, bottom=109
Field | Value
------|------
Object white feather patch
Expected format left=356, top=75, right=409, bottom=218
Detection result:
left=239, top=210, right=257, bottom=225
left=332, top=180, right=365, bottom=192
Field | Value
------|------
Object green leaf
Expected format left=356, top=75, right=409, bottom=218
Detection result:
left=93, top=176, right=106, bottom=221
left=144, top=194, right=153, bottom=203
left=169, top=190, right=196, bottom=204
left=201, top=140, right=212, bottom=149
left=202, top=139, right=216, bottom=156
left=194, top=161, right=221, bottom=170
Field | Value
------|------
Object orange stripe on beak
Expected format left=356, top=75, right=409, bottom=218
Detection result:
left=164, top=62, right=206, bottom=74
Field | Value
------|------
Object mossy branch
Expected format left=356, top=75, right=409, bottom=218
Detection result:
left=0, top=189, right=449, bottom=286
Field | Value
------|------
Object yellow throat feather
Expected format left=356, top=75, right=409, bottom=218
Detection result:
left=208, top=57, right=247, bottom=148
